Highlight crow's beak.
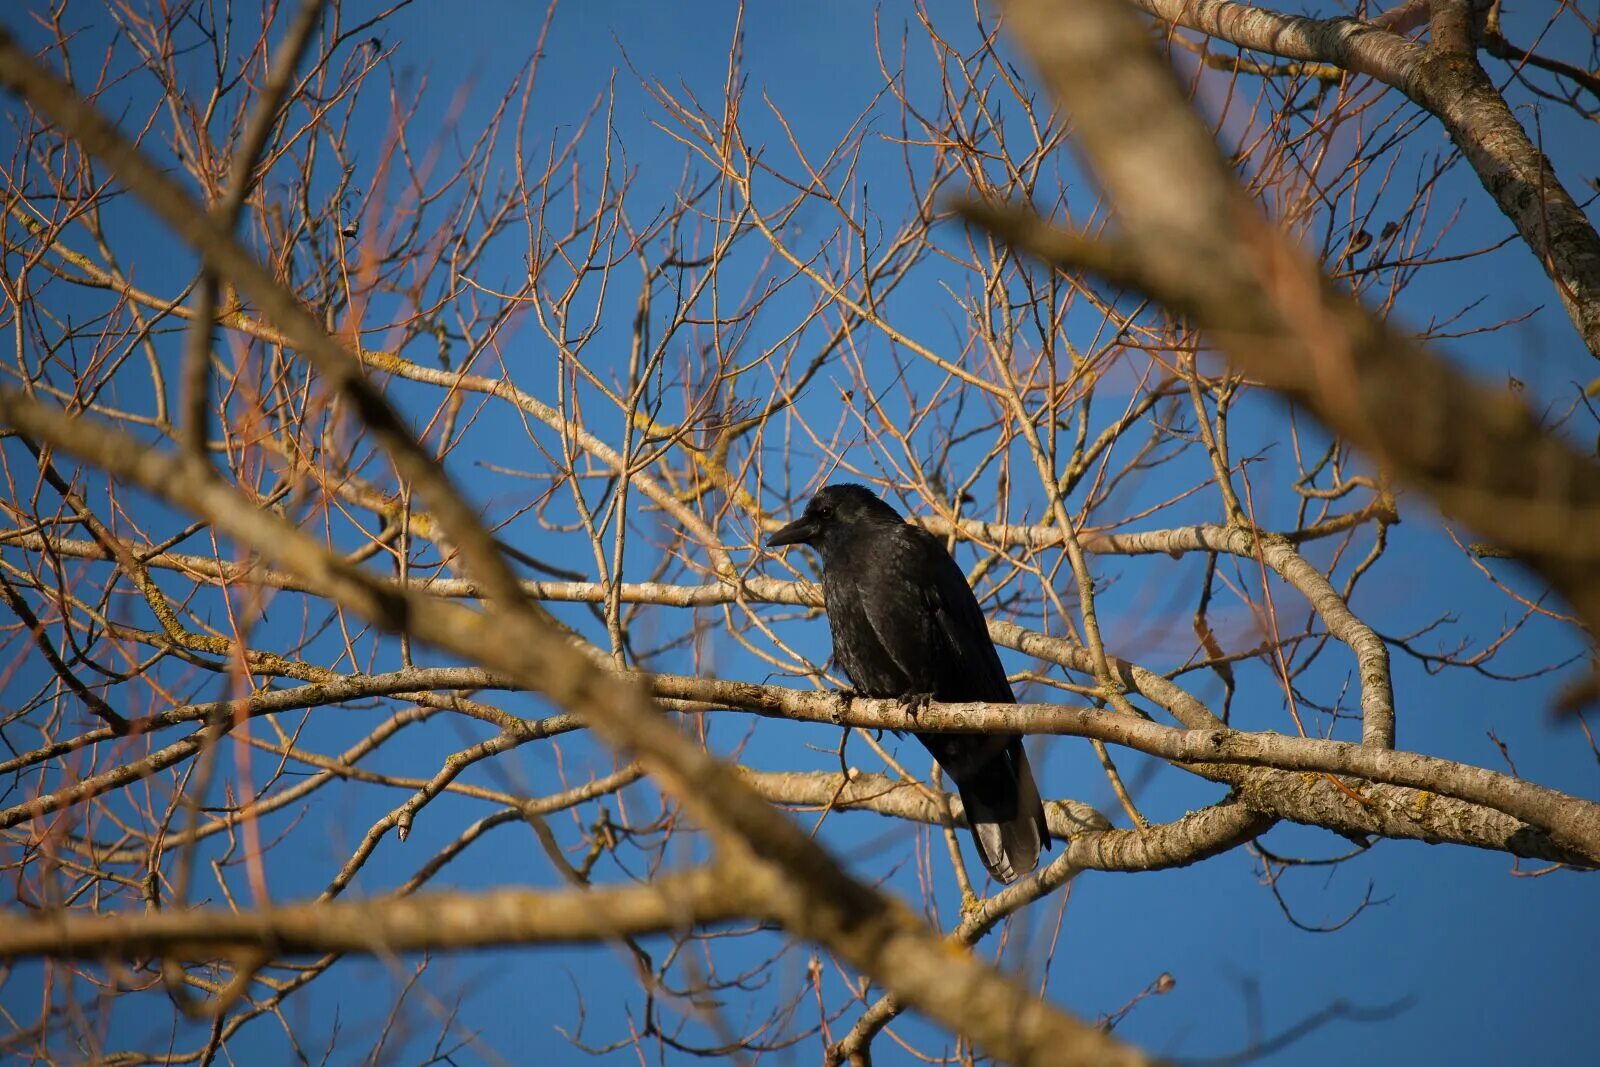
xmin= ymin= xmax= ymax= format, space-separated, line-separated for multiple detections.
xmin=767 ymin=517 xmax=815 ymax=548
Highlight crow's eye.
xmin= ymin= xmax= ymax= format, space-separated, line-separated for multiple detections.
xmin=815 ymin=504 xmax=832 ymax=519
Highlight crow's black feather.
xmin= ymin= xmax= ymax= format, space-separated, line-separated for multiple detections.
xmin=769 ymin=483 xmax=1049 ymax=883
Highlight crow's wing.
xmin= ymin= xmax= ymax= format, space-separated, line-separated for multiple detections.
xmin=902 ymin=527 xmax=1046 ymax=881
xmin=908 ymin=526 xmax=1016 ymax=704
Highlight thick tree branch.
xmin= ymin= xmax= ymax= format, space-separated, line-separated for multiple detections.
xmin=981 ymin=1 xmax=1600 ymax=646
xmin=747 ymin=771 xmax=1270 ymax=871
xmin=650 ymin=677 xmax=1600 ymax=866
xmin=1122 ymin=0 xmax=1600 ymax=360
xmin=0 ymin=870 xmax=749 ymax=959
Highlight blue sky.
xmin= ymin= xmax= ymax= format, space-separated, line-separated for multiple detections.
xmin=2 ymin=1 xmax=1598 ymax=1064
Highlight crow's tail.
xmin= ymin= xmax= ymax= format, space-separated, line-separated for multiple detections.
xmin=954 ymin=738 xmax=1049 ymax=884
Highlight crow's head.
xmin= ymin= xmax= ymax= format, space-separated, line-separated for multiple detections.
xmin=767 ymin=483 xmax=905 ymax=554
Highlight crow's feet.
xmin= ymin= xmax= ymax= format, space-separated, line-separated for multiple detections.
xmin=830 ymin=687 xmax=858 ymax=725
xmin=899 ymin=691 xmax=934 ymax=724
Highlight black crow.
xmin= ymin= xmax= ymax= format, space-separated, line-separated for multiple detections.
xmin=768 ymin=483 xmax=1049 ymax=883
